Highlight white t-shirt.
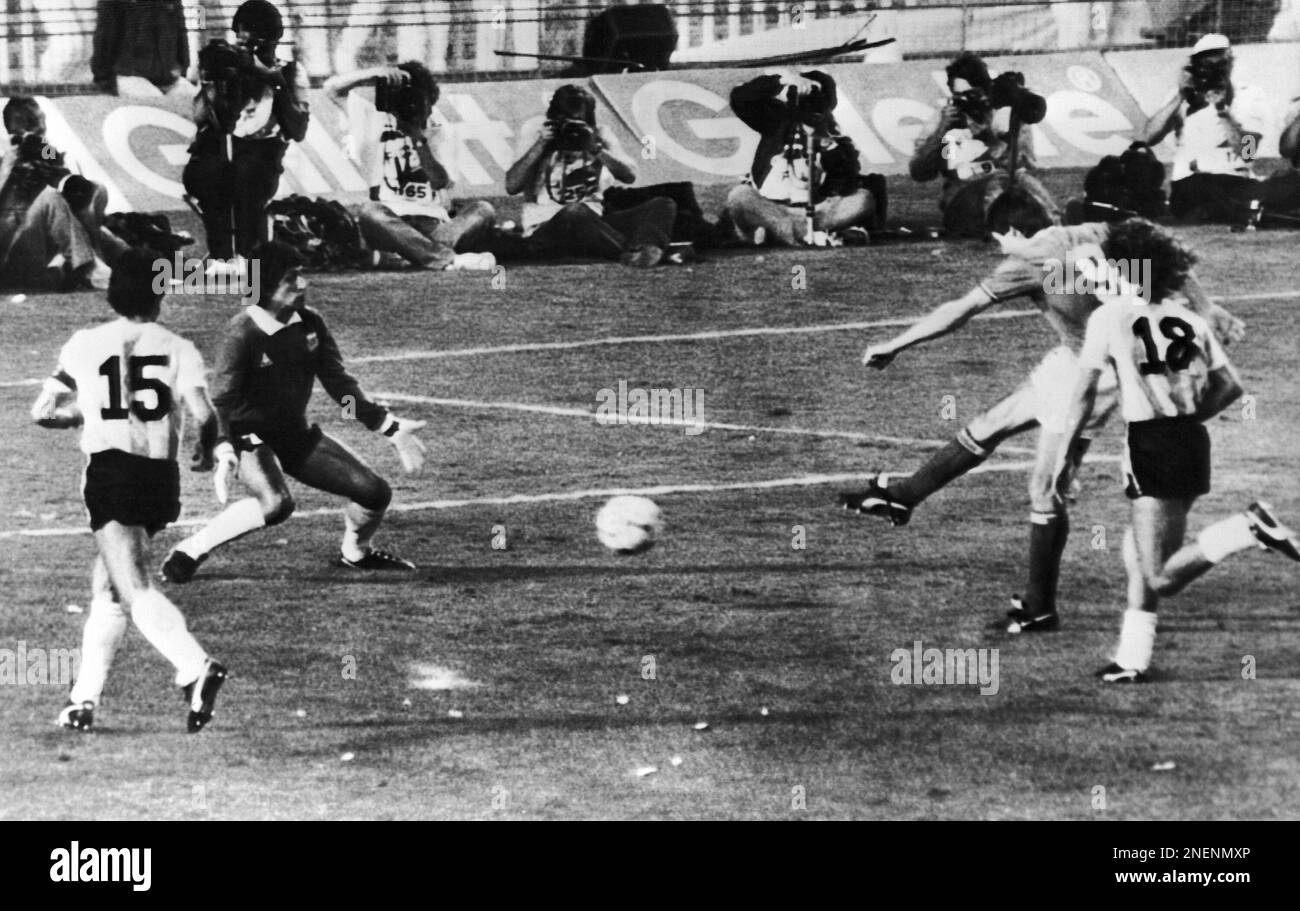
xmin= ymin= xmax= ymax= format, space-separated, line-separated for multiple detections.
xmin=516 ymin=123 xmax=619 ymax=235
xmin=1078 ymin=296 xmax=1228 ymax=423
xmin=1170 ymin=84 xmax=1272 ymax=181
xmin=54 ymin=318 xmax=207 ymax=459
xmin=346 ymin=90 xmax=450 ymax=220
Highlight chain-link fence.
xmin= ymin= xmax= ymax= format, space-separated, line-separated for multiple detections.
xmin=0 ymin=0 xmax=1294 ymax=90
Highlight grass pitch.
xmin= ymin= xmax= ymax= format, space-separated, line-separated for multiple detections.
xmin=1 ymin=175 xmax=1298 ymax=820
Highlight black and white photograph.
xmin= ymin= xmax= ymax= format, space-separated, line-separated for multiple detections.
xmin=0 ymin=0 xmax=1296 ymax=855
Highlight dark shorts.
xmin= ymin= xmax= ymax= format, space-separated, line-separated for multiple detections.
xmin=1123 ymin=416 xmax=1211 ymax=501
xmin=83 ymin=450 xmax=180 ymax=536
xmin=231 ymin=422 xmax=323 ymax=476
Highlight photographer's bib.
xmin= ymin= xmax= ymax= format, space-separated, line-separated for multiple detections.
xmin=348 ymin=93 xmax=450 ymax=220
xmin=1171 ymin=86 xmax=1271 ymax=182
xmin=518 ymin=125 xmax=615 ymax=235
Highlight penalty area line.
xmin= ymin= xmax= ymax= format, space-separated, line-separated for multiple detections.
xmin=0 ymin=455 xmax=1118 ymax=541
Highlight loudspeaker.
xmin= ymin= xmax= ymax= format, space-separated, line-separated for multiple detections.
xmin=581 ymin=5 xmax=678 ymax=75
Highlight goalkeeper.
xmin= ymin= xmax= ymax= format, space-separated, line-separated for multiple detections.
xmin=161 ymin=242 xmax=427 ymax=582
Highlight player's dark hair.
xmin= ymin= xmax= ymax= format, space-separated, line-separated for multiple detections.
xmin=2 ymin=96 xmax=40 ymax=133
xmin=250 ymin=240 xmax=306 ymax=298
xmin=986 ymin=187 xmax=1054 ymax=238
xmin=1103 ymin=218 xmax=1197 ymax=303
xmin=398 ymin=60 xmax=439 ymax=107
xmin=232 ymin=0 xmax=284 ymax=43
xmin=108 ymin=247 xmax=165 ymax=319
xmin=946 ymin=51 xmax=992 ymax=92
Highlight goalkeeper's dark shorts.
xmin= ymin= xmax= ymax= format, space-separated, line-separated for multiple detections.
xmin=231 ymin=422 xmax=323 ymax=477
xmin=83 ymin=450 xmax=180 ymax=536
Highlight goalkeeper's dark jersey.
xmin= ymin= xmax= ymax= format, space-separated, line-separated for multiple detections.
xmin=211 ymin=304 xmax=388 ymax=440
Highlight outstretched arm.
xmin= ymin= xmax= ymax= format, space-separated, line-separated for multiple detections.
xmin=862 ymin=285 xmax=997 ymax=368
xmin=1181 ymin=271 xmax=1245 ymax=346
xmin=30 ymin=375 xmax=81 ymax=429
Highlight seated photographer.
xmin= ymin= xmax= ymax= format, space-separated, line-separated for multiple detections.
xmin=505 ymin=85 xmax=676 ymax=268
xmin=0 ymin=98 xmax=123 ymax=290
xmin=182 ymin=0 xmax=309 ymax=274
xmin=910 ymin=52 xmax=1059 ymax=238
xmin=723 ymin=70 xmax=885 ymax=246
xmin=1139 ymin=34 xmax=1299 ymax=224
xmin=325 ymin=61 xmax=496 ymax=271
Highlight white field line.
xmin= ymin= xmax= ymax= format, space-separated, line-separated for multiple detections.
xmin=374 ymin=391 xmax=1041 ymax=456
xmin=0 ymin=455 xmax=1119 ymax=541
xmin=345 ymin=289 xmax=1296 ymax=366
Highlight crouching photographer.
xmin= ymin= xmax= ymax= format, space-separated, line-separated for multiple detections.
xmin=505 ymin=85 xmax=676 ymax=267
xmin=183 ymin=0 xmax=309 ymax=273
xmin=723 ymin=70 xmax=886 ymax=246
xmin=911 ymin=52 xmax=1059 ymax=237
xmin=325 ymin=61 xmax=496 ymax=270
xmin=0 ymin=97 xmax=125 ymax=290
xmin=1140 ymin=34 xmax=1300 ymax=225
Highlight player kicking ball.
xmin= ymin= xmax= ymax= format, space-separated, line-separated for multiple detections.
xmin=161 ymin=241 xmax=427 ymax=583
xmin=838 ymin=203 xmax=1245 ymax=634
xmin=32 ymin=248 xmax=228 ymax=732
xmin=1051 ymin=219 xmax=1299 ymax=683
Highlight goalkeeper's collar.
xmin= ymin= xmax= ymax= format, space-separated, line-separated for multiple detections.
xmin=246 ymin=303 xmax=303 ymax=335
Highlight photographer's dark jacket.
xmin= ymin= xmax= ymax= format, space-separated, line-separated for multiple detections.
xmin=193 ymin=53 xmax=310 ymax=145
xmin=910 ymin=106 xmax=1037 ymax=204
xmin=730 ymin=74 xmax=862 ymax=205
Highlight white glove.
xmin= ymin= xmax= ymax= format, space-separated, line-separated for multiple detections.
xmin=383 ymin=416 xmax=428 ymax=476
xmin=213 ymin=442 xmax=239 ymax=505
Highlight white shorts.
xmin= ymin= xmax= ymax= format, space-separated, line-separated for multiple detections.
xmin=1030 ymin=345 xmax=1118 ymax=436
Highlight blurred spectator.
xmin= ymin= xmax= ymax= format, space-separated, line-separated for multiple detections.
xmin=92 ymin=0 xmax=195 ymax=99
xmin=1269 ymin=0 xmax=1300 ymax=40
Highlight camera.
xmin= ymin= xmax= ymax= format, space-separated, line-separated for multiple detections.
xmin=547 ymin=118 xmax=594 ymax=153
xmin=989 ymin=71 xmax=1047 ymax=125
xmin=375 ymin=77 xmax=428 ymax=126
xmin=1182 ymin=52 xmax=1233 ymax=109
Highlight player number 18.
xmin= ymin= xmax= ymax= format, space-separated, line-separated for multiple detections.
xmin=1132 ymin=316 xmax=1195 ymax=375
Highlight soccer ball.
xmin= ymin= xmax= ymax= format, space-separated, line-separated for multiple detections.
xmin=595 ymin=496 xmax=662 ymax=554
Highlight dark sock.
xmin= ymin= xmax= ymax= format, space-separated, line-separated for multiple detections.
xmin=1024 ymin=511 xmax=1067 ymax=614
xmin=889 ymin=438 xmax=985 ymax=506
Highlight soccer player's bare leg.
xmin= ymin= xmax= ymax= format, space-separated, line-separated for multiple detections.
xmin=289 ymin=433 xmax=398 ymax=566
xmin=95 ymin=522 xmax=209 ymax=688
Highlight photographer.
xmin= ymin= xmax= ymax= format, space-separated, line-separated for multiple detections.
xmin=723 ymin=70 xmax=885 ymax=246
xmin=1139 ymin=34 xmax=1298 ymax=223
xmin=182 ymin=0 xmax=309 ymax=274
xmin=325 ymin=61 xmax=496 ymax=270
xmin=0 ymin=98 xmax=122 ymax=290
xmin=504 ymin=85 xmax=676 ymax=267
xmin=910 ymin=52 xmax=1059 ymax=237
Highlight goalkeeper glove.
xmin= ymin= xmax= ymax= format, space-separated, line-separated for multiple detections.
xmin=381 ymin=415 xmax=428 ymax=476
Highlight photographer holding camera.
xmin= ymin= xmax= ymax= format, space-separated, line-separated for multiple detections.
xmin=505 ymin=85 xmax=676 ymax=267
xmin=1139 ymin=34 xmax=1298 ymax=224
xmin=0 ymin=97 xmax=124 ymax=290
xmin=183 ymin=0 xmax=309 ymax=275
xmin=325 ymin=61 xmax=496 ymax=270
xmin=911 ymin=52 xmax=1059 ymax=237
xmin=723 ymin=70 xmax=885 ymax=246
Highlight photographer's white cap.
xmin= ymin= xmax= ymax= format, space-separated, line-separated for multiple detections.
xmin=1191 ymin=33 xmax=1230 ymax=56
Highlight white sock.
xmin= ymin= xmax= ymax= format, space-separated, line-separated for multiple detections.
xmin=342 ymin=503 xmax=384 ymax=562
xmin=68 ymin=598 xmax=128 ymax=705
xmin=1114 ymin=609 xmax=1158 ymax=672
xmin=129 ymin=588 xmax=208 ymax=687
xmin=1196 ymin=513 xmax=1255 ymax=564
xmin=179 ymin=497 xmax=265 ymax=559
